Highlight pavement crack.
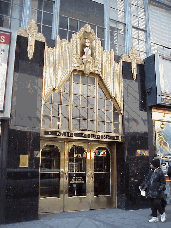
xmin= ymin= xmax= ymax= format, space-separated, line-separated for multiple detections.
xmin=75 ymin=217 xmax=86 ymax=228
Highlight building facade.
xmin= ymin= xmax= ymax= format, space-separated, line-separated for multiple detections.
xmin=0 ymin=0 xmax=171 ymax=224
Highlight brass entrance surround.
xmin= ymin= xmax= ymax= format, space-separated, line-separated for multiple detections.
xmin=15 ymin=20 xmax=144 ymax=214
xmin=38 ymin=23 xmax=120 ymax=213
xmin=39 ymin=140 xmax=116 ymax=213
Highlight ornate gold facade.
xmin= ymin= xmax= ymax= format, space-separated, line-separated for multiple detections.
xmin=43 ymin=24 xmax=123 ymax=113
xmin=17 ymin=21 xmax=144 ymax=114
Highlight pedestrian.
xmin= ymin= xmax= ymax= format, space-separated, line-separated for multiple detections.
xmin=140 ymin=159 xmax=166 ymax=223
xmin=167 ymin=162 xmax=171 ymax=179
xmin=167 ymin=162 xmax=171 ymax=204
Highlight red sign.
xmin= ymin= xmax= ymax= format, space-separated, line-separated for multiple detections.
xmin=0 ymin=32 xmax=10 ymax=45
xmin=0 ymin=31 xmax=10 ymax=111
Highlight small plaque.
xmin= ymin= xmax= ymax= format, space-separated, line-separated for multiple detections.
xmin=20 ymin=155 xmax=29 ymax=167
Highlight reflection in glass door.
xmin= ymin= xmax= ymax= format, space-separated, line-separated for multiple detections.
xmin=40 ymin=145 xmax=60 ymax=198
xmin=64 ymin=143 xmax=91 ymax=211
xmin=68 ymin=145 xmax=87 ymax=197
xmin=39 ymin=143 xmax=115 ymax=212
xmin=94 ymin=147 xmax=110 ymax=196
xmin=39 ymin=144 xmax=63 ymax=213
xmin=90 ymin=146 xmax=113 ymax=210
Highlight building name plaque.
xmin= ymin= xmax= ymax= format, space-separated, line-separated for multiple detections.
xmin=44 ymin=130 xmax=120 ymax=141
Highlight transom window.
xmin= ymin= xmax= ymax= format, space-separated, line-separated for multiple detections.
xmin=42 ymin=73 xmax=120 ymax=134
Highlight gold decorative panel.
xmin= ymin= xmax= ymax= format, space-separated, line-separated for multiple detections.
xmin=17 ymin=20 xmax=46 ymax=60
xmin=122 ymin=47 xmax=144 ymax=80
xmin=42 ymin=24 xmax=123 ymax=113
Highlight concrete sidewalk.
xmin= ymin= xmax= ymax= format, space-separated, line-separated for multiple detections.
xmin=1 ymin=206 xmax=171 ymax=228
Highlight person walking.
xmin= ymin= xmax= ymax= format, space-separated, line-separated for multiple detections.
xmin=140 ymin=159 xmax=166 ymax=223
xmin=167 ymin=162 xmax=171 ymax=204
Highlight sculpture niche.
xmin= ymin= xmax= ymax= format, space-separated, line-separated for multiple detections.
xmin=82 ymin=38 xmax=93 ymax=75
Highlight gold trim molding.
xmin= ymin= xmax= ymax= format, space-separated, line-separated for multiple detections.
xmin=17 ymin=20 xmax=46 ymax=60
xmin=121 ymin=47 xmax=144 ymax=80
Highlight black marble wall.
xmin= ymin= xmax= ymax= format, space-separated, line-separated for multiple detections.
xmin=117 ymin=62 xmax=150 ymax=210
xmin=4 ymin=36 xmax=44 ymax=224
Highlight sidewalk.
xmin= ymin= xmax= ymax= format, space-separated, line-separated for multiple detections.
xmin=1 ymin=205 xmax=171 ymax=228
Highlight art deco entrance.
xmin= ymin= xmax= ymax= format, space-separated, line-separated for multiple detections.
xmin=39 ymin=141 xmax=116 ymax=213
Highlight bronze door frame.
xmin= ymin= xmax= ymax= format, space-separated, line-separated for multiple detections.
xmin=39 ymin=140 xmax=116 ymax=213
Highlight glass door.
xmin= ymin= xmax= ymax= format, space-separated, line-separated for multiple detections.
xmin=64 ymin=142 xmax=91 ymax=211
xmin=39 ymin=142 xmax=115 ymax=213
xmin=90 ymin=144 xmax=114 ymax=209
xmin=39 ymin=143 xmax=64 ymax=213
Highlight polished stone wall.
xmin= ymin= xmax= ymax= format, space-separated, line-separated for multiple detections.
xmin=116 ymin=62 xmax=150 ymax=210
xmin=5 ymin=35 xmax=44 ymax=223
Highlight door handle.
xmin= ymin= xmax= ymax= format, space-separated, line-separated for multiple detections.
xmin=65 ymin=172 xmax=68 ymax=180
xmin=88 ymin=171 xmax=94 ymax=181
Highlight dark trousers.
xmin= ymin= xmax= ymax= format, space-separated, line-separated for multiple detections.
xmin=150 ymin=198 xmax=164 ymax=217
xmin=161 ymin=197 xmax=167 ymax=212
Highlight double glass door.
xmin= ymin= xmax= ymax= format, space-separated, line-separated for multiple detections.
xmin=39 ymin=141 xmax=115 ymax=213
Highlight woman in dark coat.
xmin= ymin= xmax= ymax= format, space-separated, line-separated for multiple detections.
xmin=140 ymin=159 xmax=166 ymax=223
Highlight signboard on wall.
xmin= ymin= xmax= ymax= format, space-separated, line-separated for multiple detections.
xmin=156 ymin=54 xmax=171 ymax=105
xmin=44 ymin=130 xmax=121 ymax=141
xmin=0 ymin=31 xmax=10 ymax=112
xmin=0 ymin=29 xmax=17 ymax=119
xmin=155 ymin=120 xmax=171 ymax=158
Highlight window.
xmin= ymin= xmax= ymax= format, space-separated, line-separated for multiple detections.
xmin=35 ymin=0 xmax=54 ymax=46
xmin=42 ymin=73 xmax=120 ymax=134
xmin=109 ymin=0 xmax=125 ymax=23
xmin=42 ymin=80 xmax=69 ymax=131
xmin=59 ymin=15 xmax=105 ymax=47
xmin=110 ymin=20 xmax=125 ymax=56
xmin=149 ymin=3 xmax=171 ymax=56
xmin=109 ymin=0 xmax=125 ymax=55
xmin=131 ymin=0 xmax=147 ymax=59
xmin=0 ymin=0 xmax=23 ymax=30
xmin=72 ymin=74 xmax=96 ymax=131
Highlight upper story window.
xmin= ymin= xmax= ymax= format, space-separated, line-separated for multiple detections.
xmin=131 ymin=0 xmax=146 ymax=59
xmin=59 ymin=15 xmax=105 ymax=48
xmin=32 ymin=0 xmax=55 ymax=46
xmin=0 ymin=0 xmax=23 ymax=30
xmin=149 ymin=1 xmax=171 ymax=56
xmin=109 ymin=0 xmax=125 ymax=56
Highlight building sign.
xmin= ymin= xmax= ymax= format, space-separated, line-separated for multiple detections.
xmin=0 ymin=31 xmax=10 ymax=111
xmin=156 ymin=54 xmax=171 ymax=105
xmin=44 ymin=130 xmax=120 ymax=141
